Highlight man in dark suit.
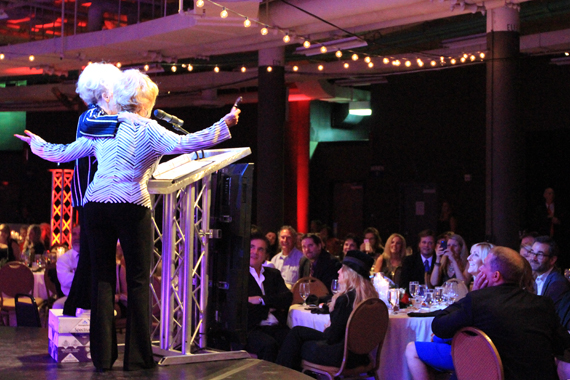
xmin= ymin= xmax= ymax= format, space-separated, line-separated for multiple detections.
xmin=246 ymin=234 xmax=292 ymax=362
xmin=529 ymin=236 xmax=570 ymax=310
xmin=407 ymin=246 xmax=570 ymax=380
xmin=299 ymin=233 xmax=341 ymax=293
xmin=400 ymin=229 xmax=435 ymax=291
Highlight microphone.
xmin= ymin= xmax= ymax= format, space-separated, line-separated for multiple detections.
xmin=154 ymin=109 xmax=184 ymax=127
xmin=233 ymin=96 xmax=243 ymax=110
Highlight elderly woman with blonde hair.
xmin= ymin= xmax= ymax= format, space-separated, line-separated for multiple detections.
xmin=16 ymin=69 xmax=240 ymax=371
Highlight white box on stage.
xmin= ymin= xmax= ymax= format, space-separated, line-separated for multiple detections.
xmin=48 ymin=309 xmax=90 ymax=333
xmin=48 ymin=339 xmax=91 ymax=363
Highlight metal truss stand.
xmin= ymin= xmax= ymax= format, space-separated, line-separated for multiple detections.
xmin=49 ymin=168 xmax=74 ymax=247
xmin=147 ymin=148 xmax=251 ymax=366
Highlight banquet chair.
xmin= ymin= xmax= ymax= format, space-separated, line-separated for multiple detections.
xmin=0 ymin=261 xmax=35 ymax=325
xmin=301 ymin=298 xmax=389 ymax=380
xmin=15 ymin=293 xmax=41 ymax=327
xmin=291 ymin=277 xmax=330 ymax=304
xmin=451 ymin=327 xmax=504 ymax=380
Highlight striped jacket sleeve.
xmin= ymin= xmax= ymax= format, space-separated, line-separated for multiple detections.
xmin=30 ymin=135 xmax=95 ymax=163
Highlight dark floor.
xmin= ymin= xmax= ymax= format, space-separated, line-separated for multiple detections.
xmin=0 ymin=327 xmax=312 ymax=380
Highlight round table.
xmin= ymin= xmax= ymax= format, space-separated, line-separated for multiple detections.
xmin=287 ymin=303 xmax=434 ymax=380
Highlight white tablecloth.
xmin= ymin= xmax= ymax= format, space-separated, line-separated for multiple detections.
xmin=287 ymin=304 xmax=434 ymax=380
xmin=33 ymin=270 xmax=48 ymax=300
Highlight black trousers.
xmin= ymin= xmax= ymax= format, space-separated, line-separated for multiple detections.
xmin=84 ymin=202 xmax=155 ymax=371
xmin=246 ymin=325 xmax=290 ymax=362
xmin=63 ymin=206 xmax=91 ymax=316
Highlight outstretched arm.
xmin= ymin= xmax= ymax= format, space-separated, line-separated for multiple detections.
xmin=15 ymin=130 xmax=94 ymax=163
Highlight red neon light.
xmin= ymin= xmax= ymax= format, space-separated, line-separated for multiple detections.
xmin=7 ymin=17 xmax=32 ymax=24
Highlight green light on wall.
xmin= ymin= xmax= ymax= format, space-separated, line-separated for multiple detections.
xmin=0 ymin=112 xmax=26 ymax=151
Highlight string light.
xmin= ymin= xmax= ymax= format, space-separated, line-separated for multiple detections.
xmin=292 ymin=65 xmax=299 ymax=72
xmin=0 ymin=53 xmax=4 ymax=60
xmin=460 ymin=57 xmax=466 ymax=63
xmin=115 ymin=62 xmax=121 ymax=68
xmin=463 ymin=53 xmax=468 ymax=59
xmin=383 ymin=57 xmax=390 ymax=64
xmin=241 ymin=66 xmax=246 ymax=72
xmin=450 ymin=58 xmax=457 ymax=64
xmin=283 ymin=34 xmax=290 ymax=43
xmin=417 ymin=59 xmax=424 ymax=67
xmin=303 ymin=40 xmax=311 ymax=48
xmin=335 ymin=50 xmax=342 ymax=58
xmin=566 ymin=52 xmax=569 ymax=56
xmin=431 ymin=60 xmax=437 ymax=66
xmin=29 ymin=55 xmax=35 ymax=62
xmin=352 ymin=54 xmax=358 ymax=61
xmin=368 ymin=62 xmax=374 ymax=68
xmin=470 ymin=55 xmax=476 ymax=61
xmin=320 ymin=46 xmax=327 ymax=54
xmin=479 ymin=52 xmax=485 ymax=59
xmin=214 ymin=66 xmax=220 ymax=73
xmin=220 ymin=7 xmax=228 ymax=18
xmin=188 ymin=64 xmax=193 ymax=71
xmin=364 ymin=56 xmax=371 ymax=63
xmin=244 ymin=18 xmax=251 ymax=28
xmin=405 ymin=60 xmax=411 ymax=67
xmin=317 ymin=64 xmax=324 ymax=71
xmin=143 ymin=64 xmax=149 ymax=71
xmin=171 ymin=65 xmax=177 ymax=72
xmin=267 ymin=66 xmax=273 ymax=72
xmin=343 ymin=62 xmax=349 ymax=69
xmin=440 ymin=56 xmax=445 ymax=62
xmin=261 ymin=27 xmax=268 ymax=36
xmin=196 ymin=0 xmax=204 ymax=7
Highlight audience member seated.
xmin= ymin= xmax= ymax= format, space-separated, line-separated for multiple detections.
xmin=40 ymin=222 xmax=51 ymax=253
xmin=246 ymin=233 xmax=293 ymax=362
xmin=265 ymin=231 xmax=278 ymax=260
xmin=270 ymin=226 xmax=304 ymax=288
xmin=528 ymin=236 xmax=570 ymax=311
xmin=53 ymin=225 xmax=81 ymax=309
xmin=373 ymin=233 xmax=407 ymax=286
xmin=22 ymin=224 xmax=46 ymax=265
xmin=519 ymin=230 xmax=537 ymax=260
xmin=400 ymin=229 xmax=436 ymax=291
xmin=359 ymin=227 xmax=384 ymax=261
xmin=430 ymin=233 xmax=468 ymax=287
xmin=276 ymin=250 xmax=378 ymax=371
xmin=18 ymin=225 xmax=28 ymax=252
xmin=0 ymin=224 xmax=20 ymax=263
xmin=341 ymin=233 xmax=361 ymax=261
xmin=319 ymin=225 xmax=341 ymax=258
xmin=465 ymin=242 xmax=495 ymax=288
xmin=406 ymin=246 xmax=570 ymax=380
xmin=299 ymin=233 xmax=341 ymax=293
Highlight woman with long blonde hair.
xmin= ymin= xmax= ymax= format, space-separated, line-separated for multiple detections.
xmin=374 ymin=233 xmax=407 ymax=286
xmin=277 ymin=250 xmax=378 ymax=370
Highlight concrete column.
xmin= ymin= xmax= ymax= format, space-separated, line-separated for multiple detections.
xmin=257 ymin=47 xmax=286 ymax=232
xmin=485 ymin=6 xmax=522 ymax=247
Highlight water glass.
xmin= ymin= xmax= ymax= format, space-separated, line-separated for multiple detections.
xmin=425 ymin=289 xmax=435 ymax=311
xmin=331 ymin=279 xmax=340 ymax=295
xmin=415 ymin=284 xmax=427 ymax=310
xmin=388 ymin=288 xmax=400 ymax=314
xmin=409 ymin=281 xmax=419 ymax=298
xmin=443 ymin=282 xmax=458 ymax=304
xmin=434 ymin=287 xmax=444 ymax=305
xmin=300 ymin=282 xmax=310 ymax=306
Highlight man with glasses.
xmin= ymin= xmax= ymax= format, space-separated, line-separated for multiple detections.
xmin=530 ymin=236 xmax=570 ymax=311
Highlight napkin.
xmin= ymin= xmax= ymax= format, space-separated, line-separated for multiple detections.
xmin=407 ymin=310 xmax=442 ymax=318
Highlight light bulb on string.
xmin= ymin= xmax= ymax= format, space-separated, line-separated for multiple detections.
xmin=450 ymin=58 xmax=456 ymax=64
xmin=241 ymin=66 xmax=246 ymax=73
xmin=343 ymin=62 xmax=349 ymax=69
xmin=463 ymin=53 xmax=468 ymax=59
xmin=368 ymin=62 xmax=374 ymax=68
xmin=392 ymin=60 xmax=401 ymax=66
xmin=220 ymin=7 xmax=228 ymax=18
xmin=292 ymin=65 xmax=299 ymax=72
xmin=143 ymin=64 xmax=149 ymax=71
xmin=29 ymin=55 xmax=35 ymax=62
xmin=181 ymin=64 xmax=186 ymax=68
xmin=0 ymin=53 xmax=4 ymax=60
xmin=440 ymin=56 xmax=445 ymax=62
xmin=364 ymin=56 xmax=371 ymax=63
xmin=261 ymin=27 xmax=269 ymax=36
xmin=214 ymin=66 xmax=220 ymax=73
xmin=267 ymin=66 xmax=273 ymax=72
xmin=566 ymin=52 xmax=569 ymax=56
xmin=317 ymin=64 xmax=324 ymax=71
xmin=470 ymin=55 xmax=476 ymax=61
xmin=303 ymin=40 xmax=311 ymax=48
xmin=383 ymin=57 xmax=389 ymax=64
xmin=320 ymin=46 xmax=327 ymax=54
xmin=431 ymin=60 xmax=437 ymax=66
xmin=115 ymin=62 xmax=121 ymax=68
xmin=417 ymin=59 xmax=424 ymax=67
xmin=335 ymin=50 xmax=342 ymax=58
xmin=196 ymin=0 xmax=204 ymax=7
xmin=479 ymin=52 xmax=485 ymax=59
xmin=188 ymin=64 xmax=193 ymax=71
xmin=283 ymin=34 xmax=290 ymax=43
xmin=405 ymin=60 xmax=411 ymax=67
xmin=244 ymin=18 xmax=251 ymax=28
xmin=460 ymin=57 xmax=466 ymax=63
xmin=351 ymin=54 xmax=358 ymax=61
xmin=171 ymin=65 xmax=177 ymax=72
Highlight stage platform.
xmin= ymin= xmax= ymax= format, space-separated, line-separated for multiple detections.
xmin=0 ymin=327 xmax=312 ymax=380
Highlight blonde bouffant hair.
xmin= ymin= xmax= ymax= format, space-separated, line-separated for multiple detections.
xmin=113 ymin=69 xmax=159 ymax=117
xmin=330 ymin=264 xmax=378 ymax=311
xmin=76 ymin=62 xmax=122 ymax=105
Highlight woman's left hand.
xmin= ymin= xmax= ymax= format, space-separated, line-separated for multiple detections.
xmin=14 ymin=129 xmax=36 ymax=144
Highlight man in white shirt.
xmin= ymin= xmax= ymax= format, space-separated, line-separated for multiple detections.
xmin=270 ymin=226 xmax=303 ymax=287
xmin=529 ymin=236 xmax=569 ymax=309
xmin=247 ymin=233 xmax=292 ymax=362
xmin=53 ymin=225 xmax=81 ymax=308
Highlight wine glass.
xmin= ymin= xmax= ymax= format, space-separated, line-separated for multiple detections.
xmin=409 ymin=281 xmax=419 ymax=298
xmin=434 ymin=286 xmax=444 ymax=306
xmin=388 ymin=289 xmax=400 ymax=314
xmin=300 ymin=282 xmax=310 ymax=306
xmin=425 ymin=289 xmax=435 ymax=311
xmin=415 ymin=284 xmax=427 ymax=310
xmin=443 ymin=282 xmax=458 ymax=304
xmin=331 ymin=279 xmax=340 ymax=295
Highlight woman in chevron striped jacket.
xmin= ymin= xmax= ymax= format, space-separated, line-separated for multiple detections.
xmin=16 ymin=69 xmax=240 ymax=372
